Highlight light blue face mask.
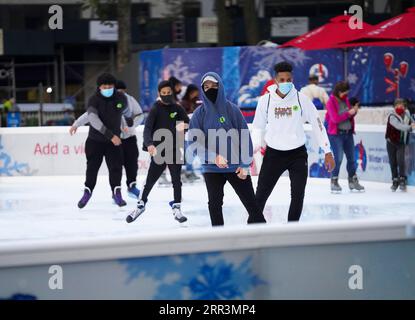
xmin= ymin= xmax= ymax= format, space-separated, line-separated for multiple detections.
xmin=278 ymin=82 xmax=293 ymax=95
xmin=100 ymin=88 xmax=114 ymax=98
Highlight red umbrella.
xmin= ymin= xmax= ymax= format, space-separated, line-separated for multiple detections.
xmin=280 ymin=15 xmax=374 ymax=50
xmin=345 ymin=7 xmax=415 ymax=43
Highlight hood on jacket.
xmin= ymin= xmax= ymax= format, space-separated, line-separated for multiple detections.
xmin=200 ymin=72 xmax=228 ymax=114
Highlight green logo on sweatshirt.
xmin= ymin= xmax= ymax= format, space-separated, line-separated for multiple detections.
xmin=116 ymin=103 xmax=123 ymax=109
xmin=219 ymin=116 xmax=226 ymax=123
xmin=170 ymin=112 xmax=177 ymax=119
xmin=293 ymin=105 xmax=299 ymax=112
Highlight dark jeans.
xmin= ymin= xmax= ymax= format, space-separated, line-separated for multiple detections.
xmin=141 ymin=159 xmax=182 ymax=203
xmin=122 ymin=135 xmax=139 ymax=187
xmin=328 ymin=131 xmax=356 ymax=178
xmin=256 ymin=145 xmax=308 ymax=222
xmin=386 ymin=140 xmax=406 ymax=179
xmin=203 ymin=172 xmax=266 ymax=226
xmin=85 ymin=138 xmax=123 ymax=192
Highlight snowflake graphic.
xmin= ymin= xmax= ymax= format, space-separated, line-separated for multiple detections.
xmin=0 ymin=293 xmax=37 ymax=300
xmin=163 ymin=56 xmax=198 ymax=84
xmin=119 ymin=252 xmax=265 ymax=300
xmin=242 ymin=47 xmax=310 ymax=71
xmin=0 ymin=136 xmax=35 ymax=176
xmin=347 ymin=73 xmax=358 ymax=85
xmin=350 ymin=47 xmax=369 ymax=67
xmin=410 ymin=79 xmax=415 ymax=93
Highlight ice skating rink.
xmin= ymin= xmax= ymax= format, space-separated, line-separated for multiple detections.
xmin=1 ymin=175 xmax=415 ymax=299
xmin=1 ymin=175 xmax=414 ymax=244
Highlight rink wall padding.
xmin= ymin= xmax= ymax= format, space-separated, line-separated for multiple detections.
xmin=0 ymin=219 xmax=414 ymax=299
xmin=1 ymin=125 xmax=415 ymax=185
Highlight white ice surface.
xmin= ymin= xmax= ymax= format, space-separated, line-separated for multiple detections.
xmin=1 ymin=175 xmax=415 ymax=245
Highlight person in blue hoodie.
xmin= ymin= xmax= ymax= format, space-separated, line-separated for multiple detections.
xmin=188 ymin=72 xmax=266 ymax=226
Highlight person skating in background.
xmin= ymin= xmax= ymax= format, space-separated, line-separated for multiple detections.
xmin=188 ymin=73 xmax=266 ymax=227
xmin=157 ymin=76 xmax=184 ymax=187
xmin=169 ymin=76 xmax=184 ymax=102
xmin=325 ymin=81 xmax=364 ymax=193
xmin=126 ymin=80 xmax=189 ymax=224
xmin=181 ymin=84 xmax=202 ymax=183
xmin=77 ymin=73 xmax=133 ymax=208
xmin=386 ymin=98 xmax=414 ymax=191
xmin=300 ymin=74 xmax=329 ymax=110
xmin=70 ymin=80 xmax=144 ymax=199
xmin=253 ymin=62 xmax=335 ymax=222
xmin=181 ymin=84 xmax=201 ymax=114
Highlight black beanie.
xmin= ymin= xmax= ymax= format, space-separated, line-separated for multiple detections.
xmin=169 ymin=76 xmax=182 ymax=87
xmin=96 ymin=73 xmax=116 ymax=87
xmin=158 ymin=80 xmax=172 ymax=92
xmin=115 ymin=80 xmax=127 ymax=90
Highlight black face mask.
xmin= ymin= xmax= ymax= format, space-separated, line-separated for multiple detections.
xmin=204 ymin=88 xmax=218 ymax=103
xmin=160 ymin=94 xmax=174 ymax=105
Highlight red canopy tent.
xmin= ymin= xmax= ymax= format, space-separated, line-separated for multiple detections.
xmin=280 ymin=15 xmax=414 ymax=50
xmin=280 ymin=15 xmax=374 ymax=50
xmin=342 ymin=7 xmax=415 ymax=44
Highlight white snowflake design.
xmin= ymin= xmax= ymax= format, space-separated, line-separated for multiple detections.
xmin=163 ymin=56 xmax=198 ymax=84
xmin=347 ymin=73 xmax=358 ymax=84
xmin=410 ymin=79 xmax=415 ymax=93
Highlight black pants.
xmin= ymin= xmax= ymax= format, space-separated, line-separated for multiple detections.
xmin=203 ymin=172 xmax=266 ymax=226
xmin=122 ymin=135 xmax=139 ymax=187
xmin=386 ymin=140 xmax=406 ymax=179
xmin=141 ymin=159 xmax=182 ymax=203
xmin=256 ymin=145 xmax=308 ymax=222
xmin=85 ymin=138 xmax=123 ymax=192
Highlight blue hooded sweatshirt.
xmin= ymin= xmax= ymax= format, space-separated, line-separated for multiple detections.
xmin=188 ymin=72 xmax=253 ymax=173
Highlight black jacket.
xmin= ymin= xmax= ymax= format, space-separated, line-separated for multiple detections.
xmin=86 ymin=90 xmax=131 ymax=143
xmin=143 ymin=101 xmax=189 ymax=151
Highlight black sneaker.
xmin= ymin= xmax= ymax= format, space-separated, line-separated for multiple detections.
xmin=399 ymin=176 xmax=407 ymax=191
xmin=391 ymin=178 xmax=399 ymax=192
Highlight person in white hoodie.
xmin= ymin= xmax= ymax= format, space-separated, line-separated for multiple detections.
xmin=252 ymin=62 xmax=335 ymax=222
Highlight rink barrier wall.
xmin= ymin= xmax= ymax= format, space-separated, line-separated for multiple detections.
xmin=0 ymin=218 xmax=414 ymax=299
xmin=1 ymin=123 xmax=414 ymax=185
xmin=0 ymin=218 xmax=413 ymax=268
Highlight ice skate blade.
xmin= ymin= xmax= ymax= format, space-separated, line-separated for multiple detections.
xmin=349 ymin=189 xmax=365 ymax=193
xmin=175 ymin=216 xmax=188 ymax=223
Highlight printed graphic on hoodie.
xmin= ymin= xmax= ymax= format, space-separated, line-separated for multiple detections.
xmin=275 ymin=106 xmax=293 ymax=119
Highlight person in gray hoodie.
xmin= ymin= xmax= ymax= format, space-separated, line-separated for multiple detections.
xmin=188 ymin=72 xmax=266 ymax=226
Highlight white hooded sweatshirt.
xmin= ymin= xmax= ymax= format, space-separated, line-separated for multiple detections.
xmin=252 ymin=84 xmax=331 ymax=154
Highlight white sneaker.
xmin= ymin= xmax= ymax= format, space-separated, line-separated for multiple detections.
xmin=126 ymin=200 xmax=145 ymax=223
xmin=172 ymin=203 xmax=187 ymax=223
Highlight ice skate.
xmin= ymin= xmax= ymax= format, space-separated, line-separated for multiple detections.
xmin=169 ymin=201 xmax=187 ymax=223
xmin=330 ymin=177 xmax=342 ymax=193
xmin=127 ymin=182 xmax=140 ymax=199
xmin=112 ymin=186 xmax=127 ymax=207
xmin=348 ymin=175 xmax=365 ymax=192
xmin=126 ymin=200 xmax=145 ymax=223
xmin=77 ymin=187 xmax=92 ymax=209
